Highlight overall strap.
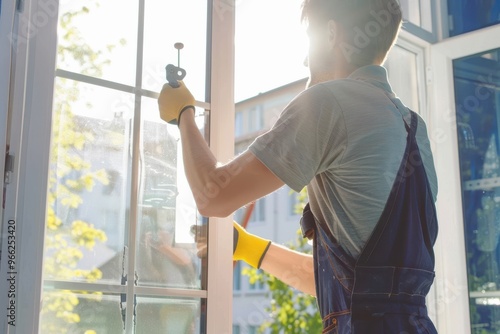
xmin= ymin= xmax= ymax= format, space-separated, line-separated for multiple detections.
xmin=300 ymin=203 xmax=316 ymax=240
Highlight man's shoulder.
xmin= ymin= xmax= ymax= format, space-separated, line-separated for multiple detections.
xmin=314 ymin=78 xmax=379 ymax=102
xmin=291 ymin=80 xmax=360 ymax=110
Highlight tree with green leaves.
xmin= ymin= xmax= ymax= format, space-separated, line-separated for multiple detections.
xmin=40 ymin=3 xmax=122 ymax=333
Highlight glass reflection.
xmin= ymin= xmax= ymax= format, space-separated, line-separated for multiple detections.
xmin=136 ymin=205 xmax=199 ymax=289
xmin=136 ymin=99 xmax=203 ymax=289
xmin=135 ymin=297 xmax=201 ymax=334
xmin=56 ymin=0 xmax=138 ymax=85
xmin=40 ymin=290 xmax=123 ymax=333
xmin=454 ymin=48 xmax=500 ymax=333
xmin=385 ymin=44 xmax=420 ymax=112
xmin=448 ymin=0 xmax=500 ymax=37
xmin=44 ymin=79 xmax=131 ymax=285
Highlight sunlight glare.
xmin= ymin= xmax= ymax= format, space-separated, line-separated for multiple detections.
xmin=235 ymin=0 xmax=309 ymax=101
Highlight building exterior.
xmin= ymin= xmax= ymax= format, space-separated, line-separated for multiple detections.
xmin=232 ymin=79 xmax=306 ymax=333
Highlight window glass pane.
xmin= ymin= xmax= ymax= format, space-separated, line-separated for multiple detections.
xmin=448 ymin=0 xmax=500 ymax=37
xmin=400 ymin=0 xmax=421 ymax=26
xmin=385 ymin=44 xmax=420 ymax=112
xmin=398 ymin=0 xmax=434 ymax=32
xmin=234 ymin=261 xmax=242 ymax=291
xmin=234 ymin=208 xmax=244 ymax=224
xmin=136 ymin=99 xmax=202 ymax=289
xmin=135 ymin=297 xmax=201 ymax=334
xmin=43 ymin=79 xmax=130 ymax=285
xmin=420 ymin=0 xmax=433 ymax=32
xmin=258 ymin=198 xmax=266 ymax=221
xmin=56 ymin=0 xmax=138 ymax=85
xmin=43 ymin=0 xmax=210 ymax=332
xmin=248 ymin=325 xmax=258 ymax=334
xmin=235 ymin=112 xmax=243 ymax=137
xmin=142 ymin=0 xmax=207 ymax=101
xmin=249 ymin=199 xmax=265 ymax=223
xmin=246 ymin=106 xmax=265 ymax=133
xmin=40 ymin=290 xmax=123 ymax=333
xmin=454 ymin=48 xmax=500 ymax=332
xmin=249 ymin=109 xmax=255 ymax=133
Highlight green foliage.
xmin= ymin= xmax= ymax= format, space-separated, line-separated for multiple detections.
xmin=42 ymin=95 xmax=108 ymax=333
xmin=243 ymin=188 xmax=323 ymax=333
xmin=292 ymin=187 xmax=308 ymax=215
xmin=58 ymin=3 xmax=108 ymax=78
xmin=41 ymin=3 xmax=121 ymax=333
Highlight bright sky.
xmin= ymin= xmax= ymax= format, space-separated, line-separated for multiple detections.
xmin=234 ymin=0 xmax=309 ymax=101
xmin=60 ymin=0 xmax=309 ymax=105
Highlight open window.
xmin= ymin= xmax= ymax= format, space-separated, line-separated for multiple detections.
xmin=430 ymin=23 xmax=500 ymax=334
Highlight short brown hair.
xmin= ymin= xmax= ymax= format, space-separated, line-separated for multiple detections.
xmin=301 ymin=0 xmax=402 ymax=66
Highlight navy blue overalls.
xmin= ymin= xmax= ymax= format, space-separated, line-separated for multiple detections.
xmin=300 ymin=109 xmax=438 ymax=333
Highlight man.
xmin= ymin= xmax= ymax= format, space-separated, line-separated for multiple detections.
xmin=158 ymin=0 xmax=438 ymax=333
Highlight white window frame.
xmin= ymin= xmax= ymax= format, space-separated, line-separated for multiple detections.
xmin=0 ymin=0 xmax=15 ymax=224
xmin=399 ymin=0 xmax=440 ymax=42
xmin=0 ymin=0 xmax=58 ymax=331
xmin=0 ymin=0 xmax=235 ymax=333
xmin=205 ymin=1 xmax=235 ymax=332
xmin=249 ymin=198 xmax=265 ymax=223
xmin=392 ymin=33 xmax=429 ymax=120
xmin=235 ymin=111 xmax=243 ymax=137
xmin=429 ymin=24 xmax=500 ymax=334
xmin=233 ymin=261 xmax=242 ymax=292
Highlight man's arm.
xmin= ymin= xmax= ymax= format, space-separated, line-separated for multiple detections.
xmin=260 ymin=243 xmax=316 ymax=296
xmin=179 ymin=108 xmax=284 ymax=217
xmin=231 ymin=221 xmax=316 ymax=296
xmin=195 ymin=228 xmax=316 ymax=295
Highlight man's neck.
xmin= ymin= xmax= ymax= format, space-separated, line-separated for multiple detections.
xmin=307 ymin=65 xmax=356 ymax=88
xmin=307 ymin=61 xmax=380 ymax=88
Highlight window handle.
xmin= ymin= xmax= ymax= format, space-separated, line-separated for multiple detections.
xmin=166 ymin=42 xmax=186 ymax=88
xmin=120 ymin=246 xmax=127 ymax=331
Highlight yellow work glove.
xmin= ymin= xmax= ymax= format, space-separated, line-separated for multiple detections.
xmin=157 ymin=80 xmax=195 ymax=125
xmin=233 ymin=221 xmax=271 ymax=269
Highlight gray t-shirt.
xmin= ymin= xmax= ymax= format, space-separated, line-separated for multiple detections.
xmin=248 ymin=65 xmax=438 ymax=259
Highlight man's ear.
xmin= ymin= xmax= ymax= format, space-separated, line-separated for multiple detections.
xmin=327 ymin=20 xmax=338 ymax=47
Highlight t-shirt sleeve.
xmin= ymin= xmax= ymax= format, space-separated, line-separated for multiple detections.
xmin=248 ymin=84 xmax=346 ymax=192
xmin=415 ymin=115 xmax=439 ymax=202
